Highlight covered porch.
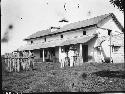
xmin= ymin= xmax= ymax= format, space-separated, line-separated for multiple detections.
xmin=18 ymin=35 xmax=97 ymax=67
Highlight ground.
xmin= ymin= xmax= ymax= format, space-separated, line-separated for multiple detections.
xmin=2 ymin=62 xmax=125 ymax=93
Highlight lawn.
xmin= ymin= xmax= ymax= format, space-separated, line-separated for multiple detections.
xmin=2 ymin=62 xmax=125 ymax=93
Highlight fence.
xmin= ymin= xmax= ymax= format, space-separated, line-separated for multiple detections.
xmin=3 ymin=51 xmax=35 ymax=72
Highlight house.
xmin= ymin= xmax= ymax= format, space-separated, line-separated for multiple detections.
xmin=18 ymin=13 xmax=124 ymax=67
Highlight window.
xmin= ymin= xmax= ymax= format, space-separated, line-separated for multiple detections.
xmin=31 ymin=40 xmax=33 ymax=44
xmin=44 ymin=37 xmax=46 ymax=42
xmin=83 ymin=31 xmax=86 ymax=35
xmin=61 ymin=35 xmax=63 ymax=38
xmin=108 ymin=30 xmax=112 ymax=35
xmin=113 ymin=46 xmax=120 ymax=52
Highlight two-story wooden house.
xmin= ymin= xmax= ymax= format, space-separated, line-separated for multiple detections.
xmin=18 ymin=13 xmax=124 ymax=67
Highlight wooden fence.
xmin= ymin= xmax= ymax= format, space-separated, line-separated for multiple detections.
xmin=3 ymin=51 xmax=35 ymax=72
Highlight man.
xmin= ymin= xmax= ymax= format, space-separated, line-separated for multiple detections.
xmin=68 ymin=49 xmax=74 ymax=67
xmin=21 ymin=51 xmax=26 ymax=70
xmin=60 ymin=50 xmax=66 ymax=68
xmin=61 ymin=52 xmax=66 ymax=68
xmin=29 ymin=51 xmax=35 ymax=69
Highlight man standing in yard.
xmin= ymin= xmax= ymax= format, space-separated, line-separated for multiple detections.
xmin=60 ymin=52 xmax=66 ymax=68
xmin=30 ymin=51 xmax=35 ymax=69
xmin=68 ymin=48 xmax=75 ymax=67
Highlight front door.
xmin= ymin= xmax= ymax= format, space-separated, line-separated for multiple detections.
xmin=82 ymin=45 xmax=88 ymax=62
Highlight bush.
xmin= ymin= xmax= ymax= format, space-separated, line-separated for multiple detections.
xmin=104 ymin=57 xmax=113 ymax=63
xmin=81 ymin=73 xmax=87 ymax=79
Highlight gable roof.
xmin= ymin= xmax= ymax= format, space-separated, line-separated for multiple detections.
xmin=24 ymin=13 xmax=124 ymax=40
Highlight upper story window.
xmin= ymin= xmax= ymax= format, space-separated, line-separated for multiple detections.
xmin=44 ymin=37 xmax=46 ymax=42
xmin=108 ymin=30 xmax=112 ymax=35
xmin=83 ymin=31 xmax=86 ymax=35
xmin=61 ymin=35 xmax=63 ymax=38
xmin=113 ymin=46 xmax=120 ymax=52
xmin=31 ymin=40 xmax=33 ymax=44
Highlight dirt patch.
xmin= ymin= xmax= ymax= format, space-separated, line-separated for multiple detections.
xmin=93 ymin=70 xmax=125 ymax=79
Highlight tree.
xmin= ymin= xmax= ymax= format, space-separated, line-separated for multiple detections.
xmin=110 ymin=0 xmax=124 ymax=12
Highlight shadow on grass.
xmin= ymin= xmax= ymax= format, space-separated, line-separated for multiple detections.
xmin=93 ymin=70 xmax=125 ymax=79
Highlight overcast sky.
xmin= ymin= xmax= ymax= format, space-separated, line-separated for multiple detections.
xmin=1 ymin=0 xmax=124 ymax=55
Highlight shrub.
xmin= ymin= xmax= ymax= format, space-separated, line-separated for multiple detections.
xmin=104 ymin=57 xmax=112 ymax=63
xmin=81 ymin=73 xmax=87 ymax=79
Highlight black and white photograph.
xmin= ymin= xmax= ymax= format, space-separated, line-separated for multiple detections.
xmin=1 ymin=0 xmax=124 ymax=93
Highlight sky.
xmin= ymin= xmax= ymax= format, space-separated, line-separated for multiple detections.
xmin=1 ymin=0 xmax=124 ymax=55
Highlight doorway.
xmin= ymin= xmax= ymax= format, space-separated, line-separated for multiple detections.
xmin=82 ymin=45 xmax=88 ymax=62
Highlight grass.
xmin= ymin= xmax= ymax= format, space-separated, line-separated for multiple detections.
xmin=2 ymin=62 xmax=125 ymax=93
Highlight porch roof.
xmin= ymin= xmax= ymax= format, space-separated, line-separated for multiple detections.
xmin=18 ymin=40 xmax=64 ymax=51
xmin=18 ymin=35 xmax=96 ymax=51
xmin=60 ymin=35 xmax=96 ymax=46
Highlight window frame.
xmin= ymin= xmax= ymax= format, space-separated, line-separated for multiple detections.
xmin=83 ymin=31 xmax=86 ymax=35
xmin=113 ymin=46 xmax=120 ymax=52
xmin=60 ymin=35 xmax=63 ymax=38
xmin=44 ymin=37 xmax=46 ymax=42
xmin=31 ymin=40 xmax=33 ymax=44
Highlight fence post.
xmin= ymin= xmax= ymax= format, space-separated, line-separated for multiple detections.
xmin=10 ymin=53 xmax=13 ymax=72
xmin=17 ymin=52 xmax=20 ymax=72
xmin=12 ymin=52 xmax=14 ymax=72
xmin=4 ymin=53 xmax=8 ymax=71
xmin=8 ymin=53 xmax=10 ymax=72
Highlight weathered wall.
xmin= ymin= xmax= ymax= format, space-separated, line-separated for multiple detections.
xmin=26 ymin=27 xmax=97 ymax=45
xmin=94 ymin=49 xmax=102 ymax=63
xmin=98 ymin=18 xmax=124 ymax=63
xmin=102 ymin=40 xmax=124 ymax=63
xmin=97 ymin=18 xmax=123 ymax=37
xmin=83 ymin=37 xmax=97 ymax=62
xmin=27 ymin=38 xmax=45 ymax=45
xmin=61 ymin=27 xmax=97 ymax=40
xmin=112 ymin=46 xmax=124 ymax=63
xmin=46 ymin=35 xmax=60 ymax=42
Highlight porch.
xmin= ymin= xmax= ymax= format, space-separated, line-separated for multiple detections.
xmin=18 ymin=35 xmax=97 ymax=67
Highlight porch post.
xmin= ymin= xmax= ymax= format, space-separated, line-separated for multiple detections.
xmin=59 ymin=46 xmax=61 ymax=63
xmin=28 ymin=50 xmax=31 ymax=67
xmin=43 ymin=49 xmax=45 ymax=62
xmin=79 ymin=44 xmax=83 ymax=64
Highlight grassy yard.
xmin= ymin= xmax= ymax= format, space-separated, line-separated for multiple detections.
xmin=2 ymin=62 xmax=125 ymax=93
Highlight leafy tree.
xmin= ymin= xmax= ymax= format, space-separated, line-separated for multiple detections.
xmin=110 ymin=0 xmax=124 ymax=12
